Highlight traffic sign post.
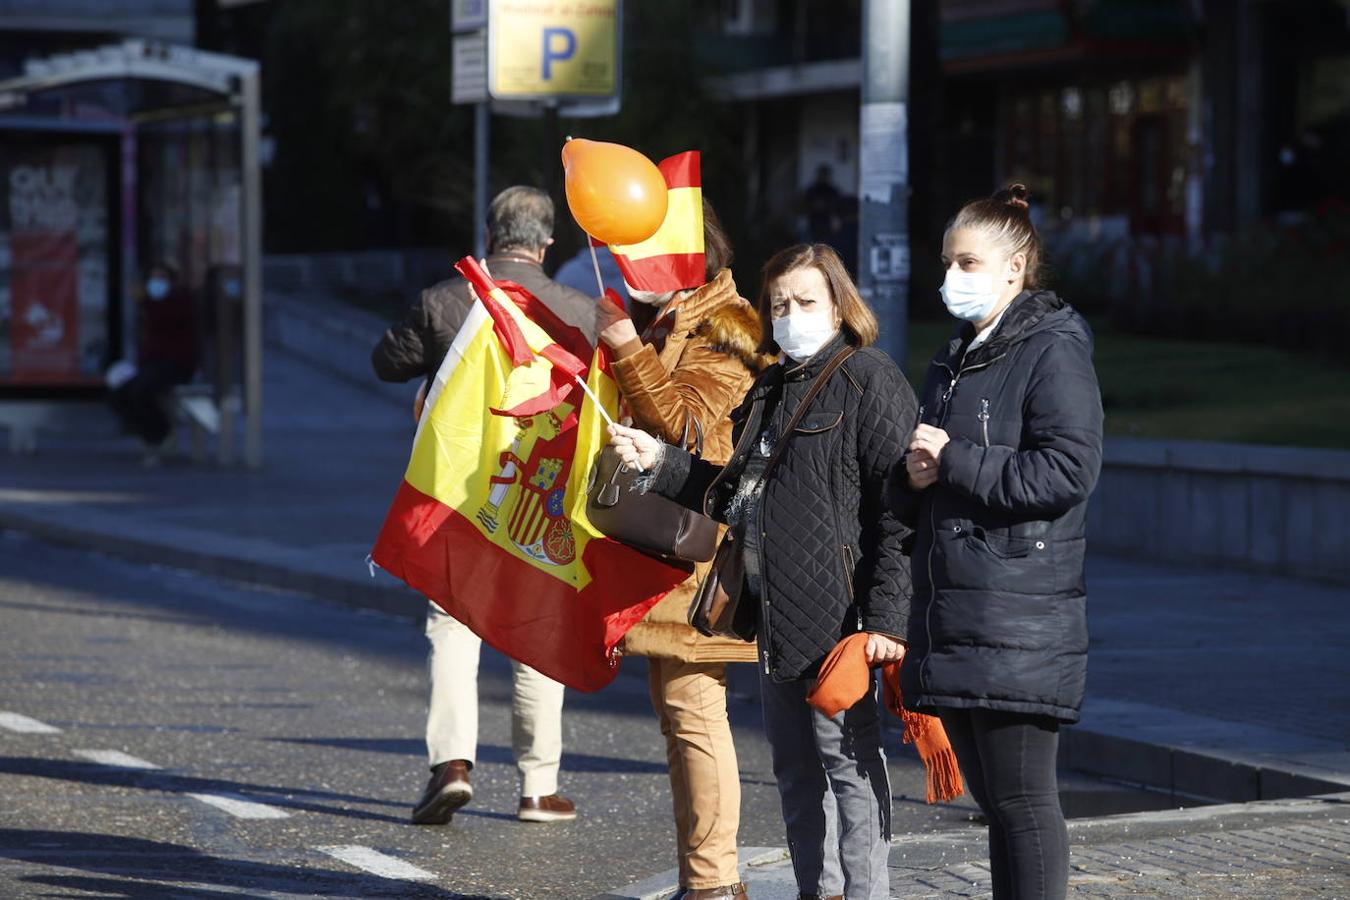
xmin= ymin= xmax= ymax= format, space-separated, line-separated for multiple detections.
xmin=451 ymin=1 xmax=623 ymax=257
xmin=451 ymin=16 xmax=490 ymax=258
xmin=488 ymin=0 xmax=620 ymax=103
xmin=451 ymin=30 xmax=488 ymax=105
xmin=451 ymin=0 xmax=487 ymax=32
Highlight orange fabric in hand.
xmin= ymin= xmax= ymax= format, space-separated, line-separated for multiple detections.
xmin=806 ymin=633 xmax=964 ymax=804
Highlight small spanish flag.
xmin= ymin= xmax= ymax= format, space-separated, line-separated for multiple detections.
xmin=607 ymin=151 xmax=704 ymax=292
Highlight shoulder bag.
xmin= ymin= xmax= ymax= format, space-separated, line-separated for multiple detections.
xmin=586 ymin=415 xmax=718 ymax=563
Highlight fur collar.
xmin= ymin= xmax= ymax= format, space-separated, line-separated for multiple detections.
xmin=697 ymin=300 xmax=775 ymax=373
xmin=673 ymin=268 xmax=775 ymax=373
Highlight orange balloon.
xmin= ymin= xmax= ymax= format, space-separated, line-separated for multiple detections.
xmin=561 ymin=139 xmax=668 ymax=246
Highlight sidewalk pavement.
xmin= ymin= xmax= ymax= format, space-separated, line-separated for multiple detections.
xmin=2 ymin=344 xmax=1348 ymax=812
xmin=602 ymin=793 xmax=1350 ymax=899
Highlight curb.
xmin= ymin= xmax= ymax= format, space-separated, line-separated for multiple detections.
xmin=4 ymin=505 xmax=1347 ymax=809
xmin=0 ymin=506 xmax=425 ymax=622
xmin=1062 ymin=717 xmax=1350 ymax=805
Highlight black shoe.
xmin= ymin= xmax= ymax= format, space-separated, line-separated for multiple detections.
xmin=411 ymin=760 xmax=472 ymax=825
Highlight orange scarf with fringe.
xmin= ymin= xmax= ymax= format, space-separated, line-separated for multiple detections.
xmin=806 ymin=633 xmax=964 ymax=804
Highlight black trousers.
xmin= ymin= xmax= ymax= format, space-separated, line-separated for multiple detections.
xmin=109 ymin=361 xmax=193 ymax=447
xmin=938 ymin=707 xmax=1069 ymax=900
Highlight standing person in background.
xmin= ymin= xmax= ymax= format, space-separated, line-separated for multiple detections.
xmin=371 ymin=186 xmax=596 ymax=826
xmin=592 ymin=199 xmax=770 ymax=900
xmin=801 ymin=165 xmax=842 ymax=246
xmin=108 ymin=260 xmax=199 ymax=465
xmin=553 ymin=241 xmax=628 ymax=298
xmin=609 ymin=243 xmax=916 ymax=900
xmin=889 ymin=184 xmax=1103 ymax=900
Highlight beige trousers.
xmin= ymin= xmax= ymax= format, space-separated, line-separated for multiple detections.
xmin=425 ymin=602 xmax=564 ymax=797
xmin=649 ymin=657 xmax=743 ymax=890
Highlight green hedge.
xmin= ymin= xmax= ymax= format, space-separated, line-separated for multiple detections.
xmin=1121 ymin=201 xmax=1350 ymax=361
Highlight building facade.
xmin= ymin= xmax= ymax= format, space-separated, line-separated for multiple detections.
xmin=695 ymin=0 xmax=1350 ymax=314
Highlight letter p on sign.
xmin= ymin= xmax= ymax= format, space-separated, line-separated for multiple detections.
xmin=542 ymin=27 xmax=576 ymax=80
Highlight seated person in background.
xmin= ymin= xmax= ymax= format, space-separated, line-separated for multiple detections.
xmin=108 ymin=260 xmax=199 ymax=464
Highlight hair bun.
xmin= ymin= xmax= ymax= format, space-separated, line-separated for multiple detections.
xmin=995 ymin=183 xmax=1031 ymax=211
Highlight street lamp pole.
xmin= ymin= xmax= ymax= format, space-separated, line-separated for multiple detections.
xmin=857 ymin=0 xmax=911 ymax=370
xmin=240 ymin=61 xmax=264 ymax=468
xmin=474 ymin=101 xmax=489 ymax=260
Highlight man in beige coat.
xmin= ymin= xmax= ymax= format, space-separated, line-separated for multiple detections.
xmin=596 ymin=200 xmax=771 ymax=900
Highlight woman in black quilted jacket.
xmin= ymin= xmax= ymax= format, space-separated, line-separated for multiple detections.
xmin=609 ymin=244 xmax=917 ymax=900
xmin=888 ymin=185 xmax=1104 ymax=900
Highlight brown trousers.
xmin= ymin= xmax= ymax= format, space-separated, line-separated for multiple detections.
xmin=648 ymin=658 xmax=743 ymax=889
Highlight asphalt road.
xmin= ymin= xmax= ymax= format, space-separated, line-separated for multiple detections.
xmin=0 ymin=533 xmax=987 ymax=899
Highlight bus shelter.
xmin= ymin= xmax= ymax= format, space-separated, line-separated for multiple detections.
xmin=0 ymin=40 xmax=263 ymax=466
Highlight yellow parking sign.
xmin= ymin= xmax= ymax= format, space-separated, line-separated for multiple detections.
xmin=490 ymin=1 xmax=619 ymax=99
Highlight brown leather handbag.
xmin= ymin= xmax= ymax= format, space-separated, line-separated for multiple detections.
xmin=688 ymin=346 xmax=856 ymax=641
xmin=586 ymin=416 xmax=719 ymax=563
xmin=687 ymin=531 xmax=756 ymax=640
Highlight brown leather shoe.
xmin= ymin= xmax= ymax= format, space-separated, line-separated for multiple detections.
xmin=411 ymin=760 xmax=472 ymax=825
xmin=678 ymin=883 xmax=748 ymax=899
xmin=517 ymin=793 xmax=577 ymax=822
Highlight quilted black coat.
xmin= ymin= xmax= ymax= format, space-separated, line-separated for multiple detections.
xmin=651 ymin=334 xmax=917 ymax=681
xmin=887 ymin=291 xmax=1103 ymax=723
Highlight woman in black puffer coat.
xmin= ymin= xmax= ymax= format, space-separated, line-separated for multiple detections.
xmin=611 ymin=244 xmax=915 ymax=900
xmin=887 ymin=185 xmax=1103 ymax=900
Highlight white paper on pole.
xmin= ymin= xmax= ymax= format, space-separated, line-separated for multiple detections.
xmin=859 ymin=101 xmax=908 ymax=204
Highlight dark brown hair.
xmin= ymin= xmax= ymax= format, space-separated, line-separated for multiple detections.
xmin=947 ymin=183 xmax=1043 ymax=289
xmin=702 ymin=197 xmax=733 ymax=282
xmin=756 ymin=243 xmax=880 ymax=354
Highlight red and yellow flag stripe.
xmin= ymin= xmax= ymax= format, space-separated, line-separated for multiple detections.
xmin=608 ymin=151 xmax=705 ymax=291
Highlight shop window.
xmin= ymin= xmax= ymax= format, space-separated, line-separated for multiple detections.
xmin=1000 ymin=71 xmax=1190 ymax=234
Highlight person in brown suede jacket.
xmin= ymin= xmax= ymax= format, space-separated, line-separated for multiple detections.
xmin=595 ymin=199 xmax=772 ymax=900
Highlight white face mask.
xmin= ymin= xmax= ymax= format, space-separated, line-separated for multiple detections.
xmin=146 ymin=277 xmax=170 ymax=301
xmin=939 ymin=270 xmax=1001 ymax=322
xmin=772 ymin=313 xmax=837 ymax=362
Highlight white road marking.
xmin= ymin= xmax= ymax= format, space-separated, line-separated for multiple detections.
xmin=72 ymin=749 xmax=161 ymax=770
xmin=317 ymin=845 xmax=437 ymax=881
xmin=187 ymin=793 xmax=291 ymax=819
xmin=0 ymin=711 xmax=61 ymax=734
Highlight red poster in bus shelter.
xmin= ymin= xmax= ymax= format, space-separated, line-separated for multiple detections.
xmin=8 ymin=231 xmax=81 ymax=383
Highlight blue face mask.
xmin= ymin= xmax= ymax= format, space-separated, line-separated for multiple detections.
xmin=146 ymin=277 xmax=170 ymax=301
xmin=939 ymin=270 xmax=1000 ymax=322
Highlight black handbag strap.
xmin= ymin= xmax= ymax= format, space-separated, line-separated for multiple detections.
xmin=699 ymin=346 xmax=854 ymax=517
xmin=680 ymin=413 xmax=705 ymax=458
xmin=759 ymin=346 xmax=855 ymax=483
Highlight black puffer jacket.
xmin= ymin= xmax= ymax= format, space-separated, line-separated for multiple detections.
xmin=652 ymin=335 xmax=917 ymax=681
xmin=371 ymin=255 xmax=597 ymax=383
xmin=887 ymin=291 xmax=1103 ymax=723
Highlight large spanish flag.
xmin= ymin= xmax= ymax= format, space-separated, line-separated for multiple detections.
xmin=371 ymin=258 xmax=690 ymax=691
xmin=607 ymin=151 xmax=704 ymax=292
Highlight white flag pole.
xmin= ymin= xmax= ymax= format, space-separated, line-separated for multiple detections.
xmin=572 ymin=373 xmax=615 ymax=429
xmin=588 ymin=240 xmax=606 ymax=296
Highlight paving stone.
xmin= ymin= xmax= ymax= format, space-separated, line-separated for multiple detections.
xmin=879 ymin=810 xmax=1350 ymax=897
